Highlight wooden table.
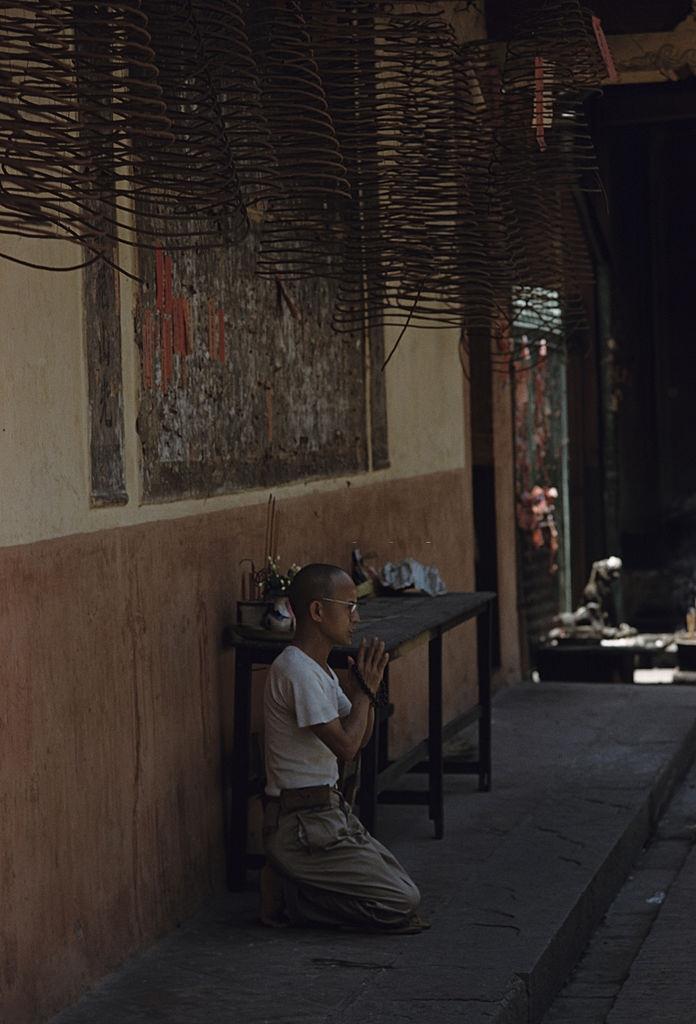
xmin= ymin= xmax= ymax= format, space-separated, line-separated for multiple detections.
xmin=225 ymin=591 xmax=495 ymax=890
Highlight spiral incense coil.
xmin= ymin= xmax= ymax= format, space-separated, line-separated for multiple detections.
xmin=304 ymin=0 xmax=382 ymax=306
xmin=182 ymin=0 xmax=277 ymax=209
xmin=129 ymin=0 xmax=280 ymax=246
xmin=490 ymin=0 xmax=606 ymax=340
xmin=0 ymin=1 xmax=171 ymax=258
xmin=132 ymin=0 xmax=250 ymax=249
xmin=0 ymin=1 xmax=283 ymax=259
xmin=453 ymin=2 xmax=606 ymax=352
xmin=454 ymin=40 xmax=524 ymax=333
xmin=316 ymin=4 xmax=475 ymax=332
xmin=0 ymin=0 xmax=607 ymax=304
xmin=499 ymin=0 xmax=605 ymax=184
xmin=249 ymin=0 xmax=352 ymax=279
xmin=374 ymin=11 xmax=470 ymax=329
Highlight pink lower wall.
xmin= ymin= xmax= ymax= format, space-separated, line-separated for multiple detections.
xmin=2 ymin=469 xmax=476 ymax=1023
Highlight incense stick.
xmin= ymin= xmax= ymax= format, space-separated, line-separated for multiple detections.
xmin=272 ymin=502 xmax=279 ymax=563
xmin=263 ymin=493 xmax=272 ymax=567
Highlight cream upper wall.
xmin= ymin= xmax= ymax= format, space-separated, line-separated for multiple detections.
xmin=0 ymin=235 xmax=466 ymax=549
xmin=383 ymin=324 xmax=464 ymax=475
xmin=1 ymin=237 xmax=88 ymax=547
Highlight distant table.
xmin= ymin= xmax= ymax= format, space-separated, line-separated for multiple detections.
xmin=225 ymin=591 xmax=496 ymax=890
xmin=536 ymin=634 xmax=676 ymax=684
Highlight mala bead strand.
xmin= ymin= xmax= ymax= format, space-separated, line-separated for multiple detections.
xmin=350 ymin=663 xmax=387 ymax=708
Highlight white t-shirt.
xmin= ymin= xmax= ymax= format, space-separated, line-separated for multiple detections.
xmin=263 ymin=645 xmax=352 ymax=796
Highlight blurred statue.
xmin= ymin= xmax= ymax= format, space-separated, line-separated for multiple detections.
xmin=548 ymin=556 xmax=637 ymax=641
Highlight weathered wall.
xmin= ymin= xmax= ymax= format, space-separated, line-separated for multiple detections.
xmin=1 ymin=471 xmax=475 ymax=1024
xmin=0 ymin=236 xmax=88 ymax=544
xmin=1 ymin=236 xmax=476 ymax=1024
xmin=0 ymin=7 xmax=497 ymax=1019
xmin=0 ymin=233 xmax=466 ymax=549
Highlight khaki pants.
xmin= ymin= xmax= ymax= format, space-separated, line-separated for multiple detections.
xmin=263 ymin=791 xmax=420 ymax=929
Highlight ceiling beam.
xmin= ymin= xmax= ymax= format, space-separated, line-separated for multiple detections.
xmin=607 ymin=14 xmax=696 ymax=84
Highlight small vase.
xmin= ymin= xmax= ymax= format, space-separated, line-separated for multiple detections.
xmin=263 ymin=597 xmax=295 ymax=634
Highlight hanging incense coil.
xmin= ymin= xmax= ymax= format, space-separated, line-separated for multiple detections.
xmin=249 ymin=0 xmax=351 ymax=279
xmin=314 ymin=3 xmax=474 ymax=332
xmin=0 ymin=1 xmax=280 ymax=262
xmin=499 ymin=0 xmax=605 ymax=184
xmin=174 ymin=0 xmax=277 ymax=209
xmin=0 ymin=0 xmax=608 ymax=312
xmin=374 ymin=11 xmax=468 ymax=329
xmin=0 ymin=1 xmax=171 ymax=260
xmin=453 ymin=3 xmax=608 ymax=356
xmin=304 ymin=0 xmax=381 ymax=314
xmin=132 ymin=0 xmax=250 ymax=249
xmin=131 ymin=0 xmax=281 ymax=247
xmin=454 ymin=39 xmax=523 ymax=333
xmin=493 ymin=2 xmax=606 ymax=341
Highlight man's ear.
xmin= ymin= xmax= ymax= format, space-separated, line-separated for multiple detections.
xmin=308 ymin=599 xmax=324 ymax=623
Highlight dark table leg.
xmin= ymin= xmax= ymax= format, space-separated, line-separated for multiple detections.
xmin=620 ymin=652 xmax=634 ymax=684
xmin=429 ymin=633 xmax=444 ymax=839
xmin=359 ymin=701 xmax=380 ymax=835
xmin=477 ymin=603 xmax=492 ymax=791
xmin=378 ymin=664 xmax=390 ymax=770
xmin=227 ymin=650 xmax=253 ymax=891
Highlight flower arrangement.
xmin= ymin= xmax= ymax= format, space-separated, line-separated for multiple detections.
xmin=237 ymin=496 xmax=302 ymax=633
xmin=255 ymin=557 xmax=301 ymax=599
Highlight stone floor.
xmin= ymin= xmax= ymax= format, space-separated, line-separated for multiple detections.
xmin=543 ymin=756 xmax=696 ymax=1024
xmin=49 ymin=682 xmax=696 ymax=1024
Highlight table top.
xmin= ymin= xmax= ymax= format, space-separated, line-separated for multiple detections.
xmin=226 ymin=591 xmax=495 ymax=666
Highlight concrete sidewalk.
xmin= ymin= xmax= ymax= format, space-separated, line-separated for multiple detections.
xmin=605 ymin=805 xmax=696 ymax=1024
xmin=50 ymin=683 xmax=696 ymax=1024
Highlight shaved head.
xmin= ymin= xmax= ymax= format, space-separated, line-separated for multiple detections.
xmin=288 ymin=563 xmax=349 ymax=620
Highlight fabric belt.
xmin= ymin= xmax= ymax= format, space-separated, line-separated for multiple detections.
xmin=265 ymin=784 xmax=335 ymax=813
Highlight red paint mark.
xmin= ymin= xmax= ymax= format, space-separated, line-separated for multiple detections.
xmin=217 ymin=308 xmax=225 ymax=363
xmin=173 ymin=297 xmax=187 ymax=356
xmin=161 ymin=315 xmax=173 ymax=392
xmin=533 ymin=57 xmax=547 ymax=152
xmin=155 ymin=246 xmax=165 ymax=310
xmin=143 ymin=308 xmax=154 ymax=388
xmin=591 ymin=16 xmax=618 ymax=83
xmin=182 ymin=298 xmax=192 ymax=354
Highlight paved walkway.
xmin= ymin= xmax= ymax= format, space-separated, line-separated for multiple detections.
xmin=543 ymin=757 xmax=696 ymax=1024
xmin=49 ymin=683 xmax=696 ymax=1024
xmin=606 ymin=844 xmax=696 ymax=1024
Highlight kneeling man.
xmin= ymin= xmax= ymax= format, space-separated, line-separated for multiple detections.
xmin=261 ymin=563 xmax=425 ymax=932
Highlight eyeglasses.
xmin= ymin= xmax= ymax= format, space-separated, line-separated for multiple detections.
xmin=320 ymin=598 xmax=359 ymax=615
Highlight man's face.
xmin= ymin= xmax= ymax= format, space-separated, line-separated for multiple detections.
xmin=317 ymin=574 xmax=360 ymax=647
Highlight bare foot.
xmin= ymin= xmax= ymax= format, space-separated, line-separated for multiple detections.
xmin=260 ymin=864 xmax=288 ymax=928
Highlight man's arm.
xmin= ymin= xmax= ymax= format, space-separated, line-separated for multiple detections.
xmin=310 ymin=638 xmax=387 ymax=761
xmin=310 ymin=689 xmax=372 ymax=762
